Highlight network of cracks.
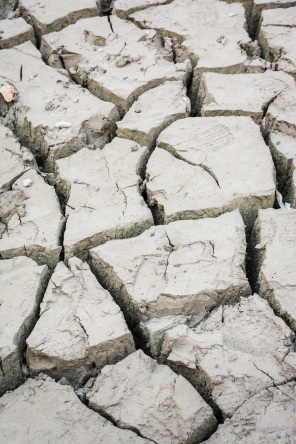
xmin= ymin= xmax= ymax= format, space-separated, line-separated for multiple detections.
xmin=0 ymin=0 xmax=296 ymax=442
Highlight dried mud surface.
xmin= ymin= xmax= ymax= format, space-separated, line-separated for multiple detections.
xmin=1 ymin=0 xmax=296 ymax=443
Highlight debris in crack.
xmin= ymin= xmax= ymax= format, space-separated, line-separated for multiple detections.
xmin=0 ymin=0 xmax=18 ymax=19
xmin=55 ymin=137 xmax=153 ymax=261
xmin=251 ymin=208 xmax=296 ymax=331
xmin=40 ymin=16 xmax=191 ymax=113
xmin=160 ymin=294 xmax=296 ymax=419
xmin=0 ymin=41 xmax=119 ymax=171
xmin=197 ymin=70 xmax=295 ymax=122
xmin=26 ymin=257 xmax=135 ymax=387
xmin=0 ymin=17 xmax=35 ymax=50
xmin=87 ymin=349 xmax=217 ymax=444
xmin=0 ymin=256 xmax=50 ymax=396
xmin=205 ymin=381 xmax=296 ymax=443
xmin=145 ymin=116 xmax=275 ymax=229
xmin=0 ymin=374 xmax=150 ymax=443
xmin=116 ymin=81 xmax=190 ymax=150
xmin=90 ymin=210 xmax=251 ymax=357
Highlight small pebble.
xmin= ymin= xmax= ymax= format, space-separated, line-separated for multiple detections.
xmin=23 ymin=178 xmax=32 ymax=187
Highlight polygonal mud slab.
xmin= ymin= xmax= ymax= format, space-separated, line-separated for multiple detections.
xmin=0 ymin=42 xmax=119 ymax=170
xmin=129 ymin=0 xmax=251 ymax=69
xmin=0 ymin=17 xmax=35 ymax=50
xmin=113 ymin=0 xmax=173 ymax=19
xmin=206 ymin=382 xmax=296 ymax=443
xmin=55 ymin=137 xmax=153 ymax=261
xmin=0 ymin=124 xmax=36 ymax=193
xmin=259 ymin=7 xmax=296 ymax=79
xmin=252 ymin=208 xmax=296 ymax=330
xmin=91 ymin=211 xmax=251 ymax=355
xmin=263 ymin=83 xmax=296 ymax=138
xmin=261 ymin=5 xmax=296 ymax=26
xmin=116 ymin=81 xmax=190 ymax=149
xmin=145 ymin=117 xmax=275 ymax=228
xmin=27 ymin=257 xmax=135 ymax=386
xmin=129 ymin=0 xmax=254 ymax=101
xmin=0 ymin=256 xmax=49 ymax=396
xmin=250 ymin=0 xmax=296 ymax=36
xmin=41 ymin=16 xmax=190 ymax=112
xmin=267 ymin=132 xmax=296 ymax=207
xmin=198 ymin=70 xmax=295 ymax=121
xmin=19 ymin=0 xmax=98 ymax=41
xmin=87 ymin=350 xmax=217 ymax=444
xmin=0 ymin=168 xmax=64 ymax=267
xmin=0 ymin=375 xmax=150 ymax=443
xmin=161 ymin=294 xmax=296 ymax=419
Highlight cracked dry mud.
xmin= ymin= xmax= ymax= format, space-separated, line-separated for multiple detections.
xmin=55 ymin=137 xmax=153 ymax=260
xmin=41 ymin=15 xmax=190 ymax=113
xmin=91 ymin=210 xmax=251 ymax=356
xmin=1 ymin=0 xmax=296 ymax=442
xmin=26 ymin=257 xmax=135 ymax=386
xmin=145 ymin=116 xmax=276 ymax=227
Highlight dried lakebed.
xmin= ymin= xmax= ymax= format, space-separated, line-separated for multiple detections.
xmin=1 ymin=0 xmax=296 ymax=443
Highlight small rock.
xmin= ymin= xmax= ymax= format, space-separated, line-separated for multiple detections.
xmin=55 ymin=121 xmax=72 ymax=129
xmin=23 ymin=178 xmax=32 ymax=187
xmin=69 ymin=67 xmax=77 ymax=75
xmin=58 ymin=377 xmax=71 ymax=386
xmin=0 ymin=83 xmax=14 ymax=102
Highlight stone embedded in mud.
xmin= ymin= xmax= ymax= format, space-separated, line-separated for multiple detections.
xmin=55 ymin=137 xmax=153 ymax=261
xmin=252 ymin=208 xmax=296 ymax=330
xmin=19 ymin=0 xmax=98 ymax=40
xmin=26 ymin=257 xmax=135 ymax=386
xmin=91 ymin=211 xmax=251 ymax=354
xmin=0 ymin=168 xmax=64 ymax=267
xmin=116 ymin=81 xmax=190 ymax=149
xmin=113 ymin=0 xmax=172 ymax=19
xmin=40 ymin=16 xmax=190 ymax=112
xmin=87 ymin=349 xmax=217 ymax=444
xmin=205 ymin=382 xmax=296 ymax=443
xmin=0 ymin=256 xmax=49 ymax=396
xmin=161 ymin=294 xmax=296 ymax=418
xmin=0 ymin=124 xmax=36 ymax=193
xmin=0 ymin=374 xmax=150 ymax=443
xmin=0 ymin=17 xmax=35 ymax=50
xmin=0 ymin=41 xmax=119 ymax=170
xmin=145 ymin=116 xmax=275 ymax=228
xmin=198 ymin=70 xmax=296 ymax=122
